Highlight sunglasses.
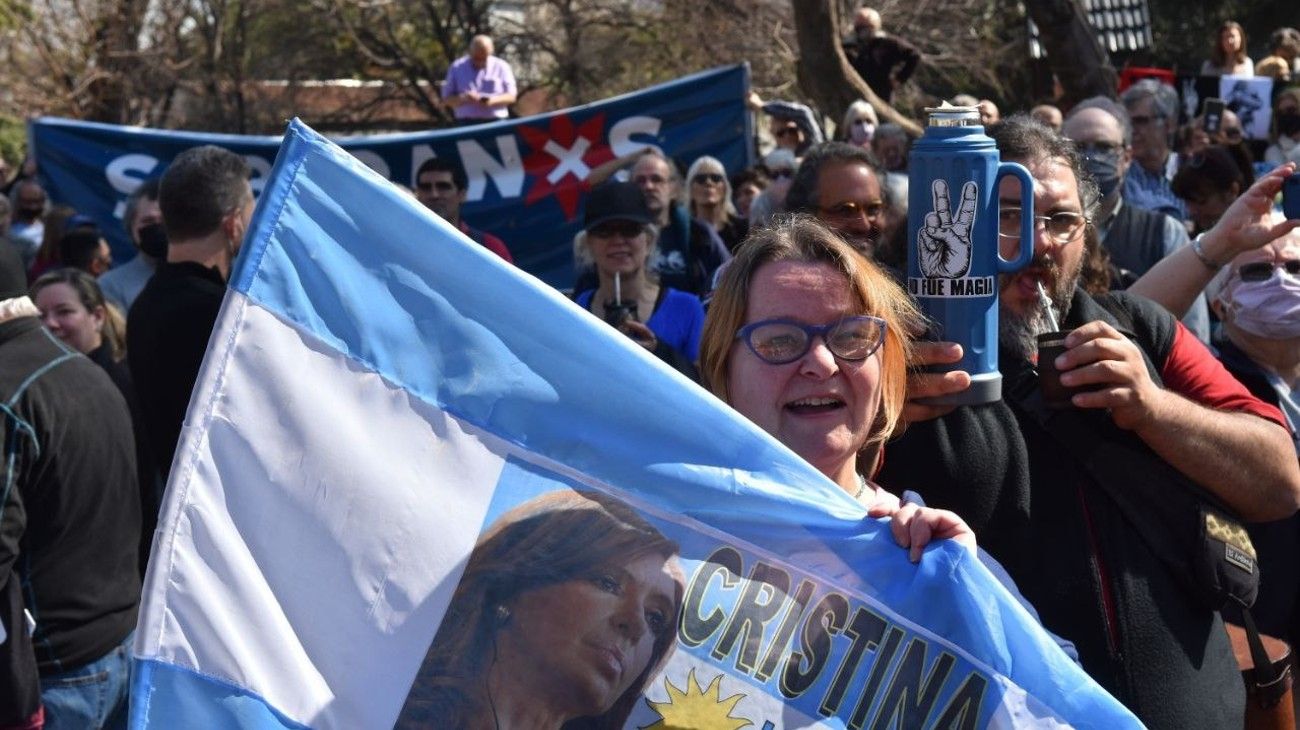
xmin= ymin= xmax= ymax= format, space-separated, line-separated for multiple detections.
xmin=589 ymin=220 xmax=645 ymax=239
xmin=633 ymin=174 xmax=667 ymax=186
xmin=736 ymin=316 xmax=886 ymax=365
xmin=1238 ymin=261 xmax=1300 ymax=281
xmin=692 ymin=173 xmax=725 ymax=185
xmin=1129 ymin=114 xmax=1164 ymax=127
xmin=416 ymin=180 xmax=456 ymax=192
xmin=770 ymin=169 xmax=794 ymax=180
xmin=819 ymin=199 xmax=887 ymax=221
xmin=998 ymin=208 xmax=1089 ymax=244
xmin=776 ymin=127 xmax=801 ymax=138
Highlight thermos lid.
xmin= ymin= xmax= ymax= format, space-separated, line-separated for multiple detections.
xmin=925 ymin=102 xmax=981 ymax=127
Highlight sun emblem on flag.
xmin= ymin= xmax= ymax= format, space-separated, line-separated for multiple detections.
xmin=641 ymin=669 xmax=753 ymax=730
xmin=518 ymin=112 xmax=616 ymax=221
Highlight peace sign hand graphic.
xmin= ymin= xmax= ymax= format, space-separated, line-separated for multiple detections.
xmin=917 ymin=179 xmax=977 ymax=279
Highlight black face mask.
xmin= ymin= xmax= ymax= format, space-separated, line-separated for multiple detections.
xmin=137 ymin=222 xmax=169 ymax=259
xmin=1278 ymin=111 xmax=1300 ymax=137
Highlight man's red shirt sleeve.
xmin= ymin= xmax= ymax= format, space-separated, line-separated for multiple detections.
xmin=1160 ymin=322 xmax=1288 ymax=430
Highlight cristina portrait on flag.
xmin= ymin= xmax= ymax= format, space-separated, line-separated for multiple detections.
xmin=396 ymin=489 xmax=685 ymax=729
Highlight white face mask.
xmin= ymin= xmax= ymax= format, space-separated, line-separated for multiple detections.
xmin=1223 ymin=265 xmax=1300 ymax=339
xmin=850 ymin=121 xmax=876 ymax=145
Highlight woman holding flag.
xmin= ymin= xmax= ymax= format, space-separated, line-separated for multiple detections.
xmin=697 ymin=216 xmax=1081 ymax=661
xmin=698 ymin=215 xmax=973 ymax=556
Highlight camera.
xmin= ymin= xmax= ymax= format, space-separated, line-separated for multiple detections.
xmin=1284 ymin=172 xmax=1300 ymax=221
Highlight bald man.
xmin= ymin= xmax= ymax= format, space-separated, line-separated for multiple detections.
xmin=1031 ymin=103 xmax=1063 ymax=132
xmin=843 ymin=7 xmax=920 ymax=102
xmin=441 ymin=34 xmax=517 ymax=124
xmin=1063 ymin=97 xmax=1211 ymax=341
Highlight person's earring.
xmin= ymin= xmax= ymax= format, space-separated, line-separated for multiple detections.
xmin=494 ymin=604 xmax=511 ymax=626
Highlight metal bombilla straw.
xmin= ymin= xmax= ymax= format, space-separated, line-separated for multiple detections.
xmin=1036 ymin=281 xmax=1059 ymax=331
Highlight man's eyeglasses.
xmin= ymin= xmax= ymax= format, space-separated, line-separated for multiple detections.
xmin=776 ymin=127 xmax=802 ymax=139
xmin=998 ymin=208 xmax=1090 ymax=244
xmin=416 ymin=180 xmax=456 ymax=193
xmin=819 ymin=200 xmax=887 ymax=221
xmin=1222 ymin=127 xmax=1244 ymax=141
xmin=692 ymin=173 xmax=725 ymax=185
xmin=1238 ymin=260 xmax=1300 ymax=282
xmin=770 ymin=168 xmax=794 ymax=180
xmin=1129 ymin=114 xmax=1164 ymax=127
xmin=736 ymin=316 xmax=886 ymax=365
xmin=588 ymin=220 xmax=645 ymax=239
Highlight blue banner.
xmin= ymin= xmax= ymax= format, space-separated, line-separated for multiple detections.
xmin=29 ymin=65 xmax=751 ymax=287
xmin=129 ymin=117 xmax=1140 ymax=728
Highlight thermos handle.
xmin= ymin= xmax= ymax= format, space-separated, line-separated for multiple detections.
xmin=995 ymin=161 xmax=1036 ymax=273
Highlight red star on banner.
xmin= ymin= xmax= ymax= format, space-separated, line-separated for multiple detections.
xmin=519 ymin=113 xmax=616 ymax=221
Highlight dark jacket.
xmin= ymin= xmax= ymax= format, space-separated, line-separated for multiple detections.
xmin=1101 ymin=199 xmax=1176 ymax=282
xmin=0 ymin=316 xmax=139 ymax=711
xmin=1214 ymin=337 xmax=1300 ymax=646
xmin=843 ymin=33 xmax=921 ymax=102
xmin=655 ymin=203 xmax=730 ymax=296
xmin=127 ymin=261 xmax=226 ymax=479
xmin=89 ymin=343 xmax=161 ymax=577
xmin=879 ymin=291 xmax=1244 ymax=729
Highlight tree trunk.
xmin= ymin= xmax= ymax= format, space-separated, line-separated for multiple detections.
xmin=1025 ymin=0 xmax=1118 ymax=107
xmin=789 ymin=0 xmax=922 ymax=138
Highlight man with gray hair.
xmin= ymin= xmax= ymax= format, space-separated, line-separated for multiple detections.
xmin=1063 ymin=95 xmax=1210 ymax=341
xmin=441 ymin=34 xmax=517 ymax=124
xmin=1119 ymin=79 xmax=1188 ymax=221
xmin=128 ymin=145 xmax=255 ymax=479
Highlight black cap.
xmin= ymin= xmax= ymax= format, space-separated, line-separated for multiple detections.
xmin=583 ymin=181 xmax=653 ymax=231
xmin=0 ymin=240 xmax=26 ymax=301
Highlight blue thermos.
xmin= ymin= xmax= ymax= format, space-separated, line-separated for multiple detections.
xmin=906 ymin=104 xmax=1036 ymax=405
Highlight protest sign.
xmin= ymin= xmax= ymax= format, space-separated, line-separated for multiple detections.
xmin=29 ymin=65 xmax=751 ymax=288
xmin=1176 ymin=73 xmax=1274 ymax=140
xmin=130 ymin=118 xmax=1139 ymax=729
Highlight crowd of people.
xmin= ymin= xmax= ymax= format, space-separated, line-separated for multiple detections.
xmin=2 ymin=11 xmax=1300 ymax=730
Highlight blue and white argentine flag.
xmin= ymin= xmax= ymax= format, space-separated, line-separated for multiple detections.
xmin=129 ymin=119 xmax=1139 ymax=729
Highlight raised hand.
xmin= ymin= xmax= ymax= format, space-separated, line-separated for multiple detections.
xmin=1203 ymin=162 xmax=1300 ymax=261
xmin=917 ymin=179 xmax=976 ymax=279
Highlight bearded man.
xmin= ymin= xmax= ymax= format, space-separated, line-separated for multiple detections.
xmin=877 ymin=115 xmax=1300 ymax=729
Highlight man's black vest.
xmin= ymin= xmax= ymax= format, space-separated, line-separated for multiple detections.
xmin=879 ymin=291 xmax=1245 ymax=729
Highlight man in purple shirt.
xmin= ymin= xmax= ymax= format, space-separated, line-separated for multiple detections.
xmin=441 ymin=35 xmax=517 ymax=124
